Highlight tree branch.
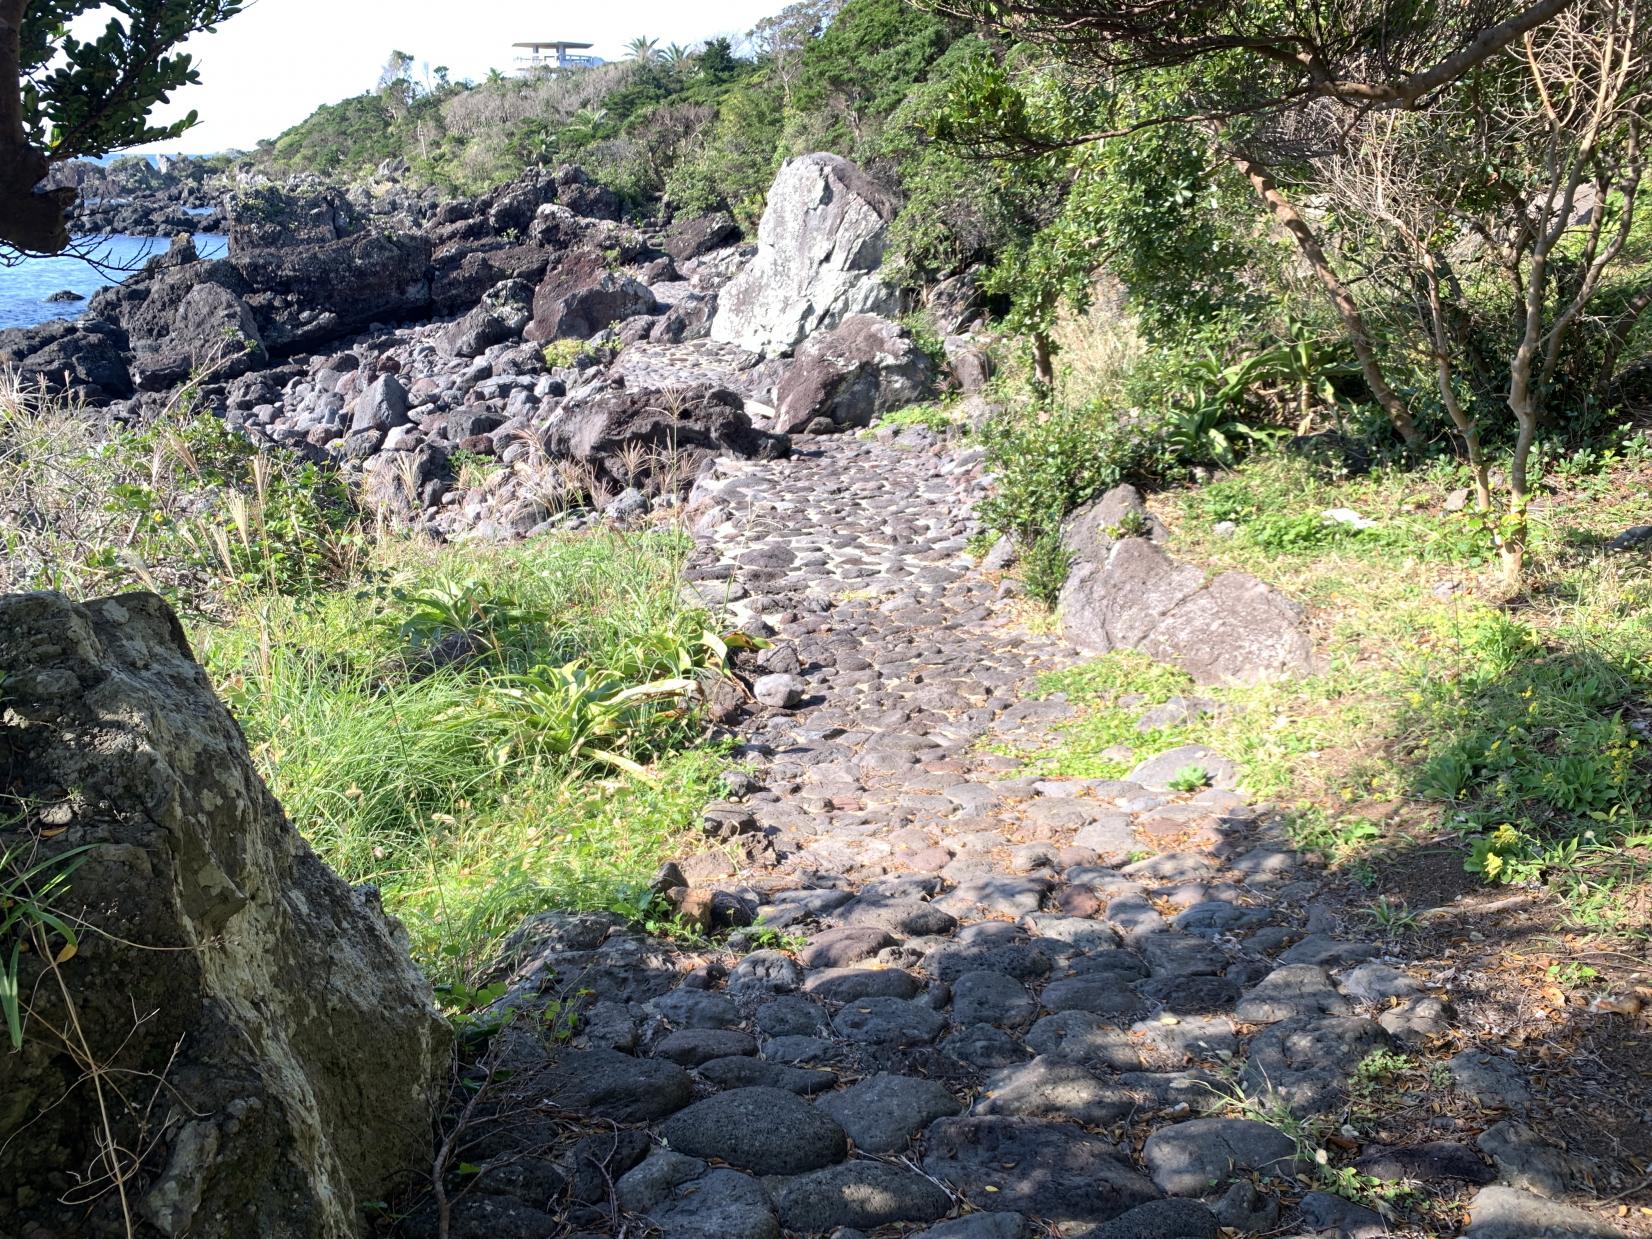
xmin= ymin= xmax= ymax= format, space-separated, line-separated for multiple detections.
xmin=1231 ymin=149 xmax=1421 ymax=446
xmin=1333 ymin=0 xmax=1579 ymax=107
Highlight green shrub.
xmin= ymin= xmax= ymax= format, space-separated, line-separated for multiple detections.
xmin=976 ymin=399 xmax=1165 ymax=603
xmin=1020 ymin=530 xmax=1071 ymax=606
xmin=542 ymin=339 xmax=585 ymax=370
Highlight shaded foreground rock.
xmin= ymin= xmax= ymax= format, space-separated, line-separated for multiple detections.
xmin=658 ymin=1087 xmax=847 ymax=1175
xmin=922 ymin=1116 xmax=1160 ymax=1223
xmin=0 ymin=590 xmax=449 ymax=1238
xmin=1464 ymin=1185 xmax=1626 ymax=1238
xmin=1141 ymin=1118 xmax=1302 ymax=1196
xmin=776 ymin=1160 xmax=952 ymax=1229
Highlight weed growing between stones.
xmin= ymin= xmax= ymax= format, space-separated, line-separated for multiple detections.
xmin=864 ymin=397 xmax=966 ymax=436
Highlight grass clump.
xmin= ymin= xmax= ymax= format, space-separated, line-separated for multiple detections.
xmin=1010 ymin=445 xmax=1652 ymax=931
xmin=869 ymin=399 xmax=966 ymax=435
xmin=0 ymin=376 xmax=363 ymax=607
xmin=4 ymin=368 xmax=747 ymax=987
xmin=197 ymin=533 xmax=741 ymax=984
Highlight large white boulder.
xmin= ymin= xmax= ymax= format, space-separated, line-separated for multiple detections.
xmin=710 ymin=153 xmax=900 ymax=356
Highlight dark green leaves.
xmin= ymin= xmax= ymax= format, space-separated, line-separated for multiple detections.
xmin=20 ymin=2 xmax=245 ymax=158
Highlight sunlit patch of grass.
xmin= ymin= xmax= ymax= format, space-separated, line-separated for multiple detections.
xmin=196 ymin=532 xmax=735 ymax=985
xmin=1017 ymin=448 xmax=1652 ymax=935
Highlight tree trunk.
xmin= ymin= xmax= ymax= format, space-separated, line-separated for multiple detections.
xmin=1419 ymin=249 xmax=1491 ymax=511
xmin=1231 ymin=153 xmax=1421 ymax=447
xmin=1503 ymin=403 xmax=1538 ymax=583
xmin=1032 ymin=332 xmax=1054 ymax=387
xmin=0 ymin=0 xmax=76 ymax=254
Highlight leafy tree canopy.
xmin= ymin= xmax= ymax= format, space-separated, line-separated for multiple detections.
xmin=2 ymin=0 xmax=242 ymax=254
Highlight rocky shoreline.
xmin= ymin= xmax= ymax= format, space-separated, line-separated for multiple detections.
xmin=3 ymin=153 xmax=990 ymax=542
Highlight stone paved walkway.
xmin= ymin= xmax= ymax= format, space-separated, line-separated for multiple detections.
xmin=472 ymin=431 xmax=1625 ymax=1239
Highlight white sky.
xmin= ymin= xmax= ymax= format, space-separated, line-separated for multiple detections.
xmin=82 ymin=0 xmax=788 ymax=156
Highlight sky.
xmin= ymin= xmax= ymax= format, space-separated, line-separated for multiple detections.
xmin=83 ymin=0 xmax=789 ymax=156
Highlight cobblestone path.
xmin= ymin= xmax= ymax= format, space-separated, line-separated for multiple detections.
xmin=479 ymin=431 xmax=1623 ymax=1239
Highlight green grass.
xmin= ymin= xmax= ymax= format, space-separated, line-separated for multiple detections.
xmin=867 ymin=399 xmax=968 ymax=435
xmin=5 ymin=387 xmax=746 ymax=989
xmin=1016 ymin=446 xmax=1652 ymax=932
xmin=1022 ymin=651 xmax=1200 ymax=779
xmin=196 ymin=532 xmax=736 ymax=984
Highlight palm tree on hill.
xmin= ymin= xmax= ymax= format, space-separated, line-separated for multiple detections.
xmin=624 ymin=36 xmax=660 ymax=62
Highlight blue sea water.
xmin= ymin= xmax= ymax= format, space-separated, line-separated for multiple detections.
xmin=0 ymin=233 xmax=230 ymax=332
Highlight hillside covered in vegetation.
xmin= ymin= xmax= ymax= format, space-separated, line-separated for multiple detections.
xmin=253 ymin=0 xmax=1036 ymax=290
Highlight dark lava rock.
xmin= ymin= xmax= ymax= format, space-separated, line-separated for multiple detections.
xmin=542 ymin=1048 xmax=693 ymax=1123
xmin=831 ymin=996 xmax=947 ymax=1046
xmin=658 ymin=1087 xmax=848 ymax=1175
xmin=974 ymin=1056 xmax=1136 ymax=1125
xmin=654 ymin=1027 xmax=757 ymax=1066
xmin=1141 ymin=1118 xmax=1301 ymax=1196
xmin=647 ymin=1167 xmax=780 ymax=1239
xmin=1088 ymin=1198 xmax=1220 ymax=1239
xmin=1462 ymin=1185 xmax=1625 ymax=1239
xmin=776 ymin=1160 xmax=953 ymax=1230
xmin=0 ymin=317 xmax=132 ymax=399
xmin=696 ymin=1056 xmax=836 ymax=1094
xmin=1354 ymin=1141 xmax=1495 ymax=1186
xmin=922 ymin=1116 xmax=1160 ymax=1224
xmin=545 ymin=385 xmax=790 ymax=494
xmin=804 ymin=966 xmax=924 ymax=1001
xmin=1238 ymin=1016 xmax=1392 ymax=1118
xmin=815 ymin=1073 xmax=962 ymax=1152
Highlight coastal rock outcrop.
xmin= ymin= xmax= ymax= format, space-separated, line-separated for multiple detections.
xmin=0 ymin=317 xmax=132 ymax=400
xmin=711 ymin=154 xmax=900 ymax=356
xmin=0 ymin=590 xmax=450 ymax=1238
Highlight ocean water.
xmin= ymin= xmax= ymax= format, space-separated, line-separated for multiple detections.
xmin=0 ymin=233 xmax=229 ymax=332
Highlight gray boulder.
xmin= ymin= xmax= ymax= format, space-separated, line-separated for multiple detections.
xmin=350 ymin=373 xmax=413 ymax=434
xmin=524 ymin=249 xmax=658 ymax=343
xmin=663 ymin=211 xmax=741 ymax=263
xmin=944 ymin=334 xmax=994 ymax=393
xmin=1464 ymin=1186 xmax=1626 ymax=1238
xmin=1060 ymin=487 xmax=1315 ymax=684
xmin=0 ymin=591 xmax=449 ymax=1238
xmin=171 ymin=281 xmax=266 ymax=377
xmin=776 ymin=1161 xmax=952 ymax=1230
xmin=647 ymin=1168 xmax=780 ymax=1239
xmin=711 ymin=153 xmax=900 ymax=356
xmin=545 ymin=386 xmax=790 ymax=494
xmin=772 ymin=313 xmax=936 ymax=434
